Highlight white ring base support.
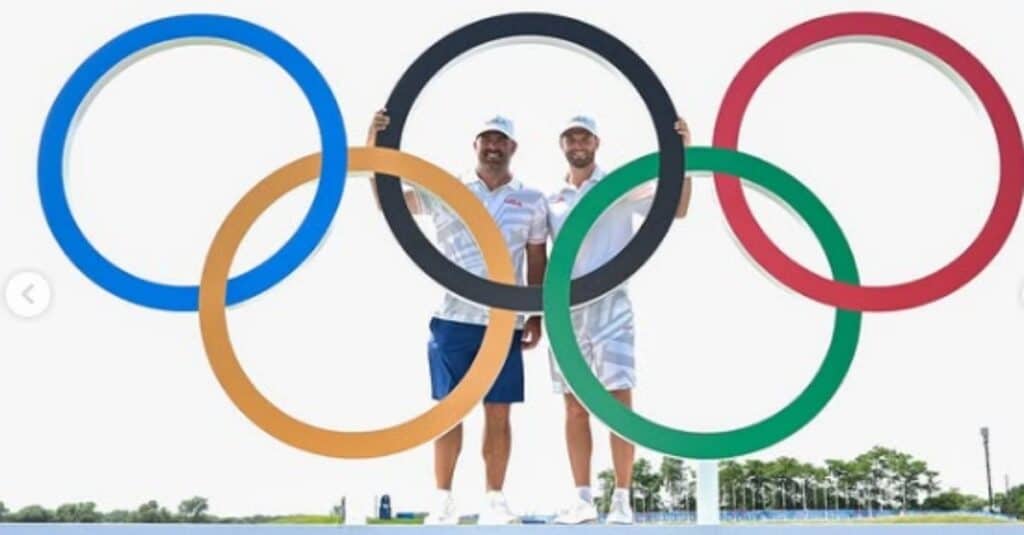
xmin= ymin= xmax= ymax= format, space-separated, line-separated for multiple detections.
xmin=697 ymin=460 xmax=721 ymax=525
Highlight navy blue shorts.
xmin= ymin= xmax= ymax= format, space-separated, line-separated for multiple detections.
xmin=428 ymin=318 xmax=524 ymax=404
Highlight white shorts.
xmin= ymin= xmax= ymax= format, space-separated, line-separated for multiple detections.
xmin=549 ymin=288 xmax=636 ymax=395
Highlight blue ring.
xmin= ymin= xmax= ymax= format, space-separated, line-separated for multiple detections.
xmin=38 ymin=14 xmax=347 ymax=311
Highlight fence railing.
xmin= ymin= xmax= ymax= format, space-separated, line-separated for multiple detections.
xmin=621 ymin=509 xmax=1016 ymax=524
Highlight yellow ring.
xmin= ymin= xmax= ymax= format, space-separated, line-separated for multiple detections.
xmin=198 ymin=147 xmax=516 ymax=458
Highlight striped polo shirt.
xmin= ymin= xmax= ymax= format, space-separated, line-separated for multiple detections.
xmin=411 ymin=172 xmax=548 ymax=327
xmin=546 ymin=166 xmax=654 ymax=279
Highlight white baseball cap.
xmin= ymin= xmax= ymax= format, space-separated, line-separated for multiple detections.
xmin=476 ymin=115 xmax=516 ymax=141
xmin=561 ymin=114 xmax=599 ymax=137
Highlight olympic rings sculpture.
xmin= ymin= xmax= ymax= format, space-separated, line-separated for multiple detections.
xmin=38 ymin=11 xmax=1023 ymax=459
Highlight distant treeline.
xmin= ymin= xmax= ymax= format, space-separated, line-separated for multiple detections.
xmin=0 ymin=497 xmax=319 ymax=524
xmin=594 ymin=446 xmax=1023 ymax=519
xmin=2 ymin=446 xmax=1022 ymax=522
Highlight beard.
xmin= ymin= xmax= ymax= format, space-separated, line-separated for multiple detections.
xmin=479 ymin=150 xmax=508 ymax=168
xmin=565 ymin=150 xmax=594 ymax=169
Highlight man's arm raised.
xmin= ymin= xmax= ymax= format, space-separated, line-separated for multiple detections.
xmin=366 ymin=108 xmax=423 ymax=214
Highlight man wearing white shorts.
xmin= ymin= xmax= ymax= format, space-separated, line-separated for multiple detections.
xmin=549 ymin=115 xmax=692 ymax=524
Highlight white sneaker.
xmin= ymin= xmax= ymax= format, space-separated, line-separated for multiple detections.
xmin=553 ymin=498 xmax=598 ymax=524
xmin=423 ymin=493 xmax=458 ymax=525
xmin=477 ymin=491 xmax=519 ymax=525
xmin=606 ymin=495 xmax=634 ymax=524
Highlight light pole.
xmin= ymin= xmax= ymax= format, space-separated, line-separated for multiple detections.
xmin=982 ymin=427 xmax=994 ymax=512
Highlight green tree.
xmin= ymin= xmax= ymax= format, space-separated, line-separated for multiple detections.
xmin=795 ymin=463 xmax=818 ymax=509
xmin=596 ymin=469 xmax=616 ymax=514
xmin=0 ymin=501 xmax=7 ymax=520
xmin=631 ymin=458 xmax=663 ymax=512
xmin=12 ymin=505 xmax=53 ymax=523
xmin=744 ymin=460 xmax=770 ymax=509
xmin=1000 ymin=485 xmax=1024 ymax=518
xmin=825 ymin=459 xmax=851 ymax=509
xmin=55 ymin=502 xmax=101 ymax=523
xmin=104 ymin=510 xmax=134 ymax=523
xmin=809 ymin=466 xmax=829 ymax=509
xmin=855 ymin=447 xmax=896 ymax=510
xmin=846 ymin=455 xmax=874 ymax=510
xmin=55 ymin=503 xmax=76 ymax=523
xmin=962 ymin=494 xmax=988 ymax=511
xmin=719 ymin=461 xmax=746 ymax=510
xmin=588 ymin=446 xmax=998 ymax=517
xmin=660 ymin=457 xmax=688 ymax=511
xmin=767 ymin=457 xmax=803 ymax=509
xmin=135 ymin=500 xmax=173 ymax=523
xmin=687 ymin=464 xmax=697 ymax=510
xmin=923 ymin=470 xmax=941 ymax=502
xmin=923 ymin=488 xmax=986 ymax=511
xmin=178 ymin=496 xmax=210 ymax=523
xmin=889 ymin=452 xmax=930 ymax=511
xmin=655 ymin=455 xmax=679 ymax=510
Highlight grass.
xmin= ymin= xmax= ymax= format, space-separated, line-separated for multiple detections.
xmin=268 ymin=514 xmax=339 ymax=524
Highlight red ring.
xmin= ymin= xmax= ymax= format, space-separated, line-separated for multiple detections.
xmin=713 ymin=12 xmax=1024 ymax=311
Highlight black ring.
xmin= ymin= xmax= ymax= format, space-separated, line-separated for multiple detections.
xmin=375 ymin=12 xmax=683 ymax=312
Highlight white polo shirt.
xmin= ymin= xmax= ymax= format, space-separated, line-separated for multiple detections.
xmin=411 ymin=172 xmax=548 ymax=327
xmin=547 ymin=166 xmax=654 ymax=280
xmin=546 ymin=165 xmax=648 ymax=393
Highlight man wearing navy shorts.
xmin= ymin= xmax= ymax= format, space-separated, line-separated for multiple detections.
xmin=367 ymin=110 xmax=548 ymax=525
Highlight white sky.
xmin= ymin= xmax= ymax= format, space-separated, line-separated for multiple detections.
xmin=1 ymin=0 xmax=1022 ymax=519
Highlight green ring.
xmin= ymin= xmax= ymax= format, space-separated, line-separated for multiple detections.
xmin=543 ymin=146 xmax=862 ymax=459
